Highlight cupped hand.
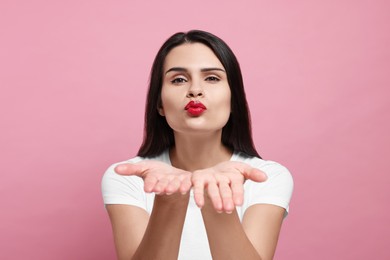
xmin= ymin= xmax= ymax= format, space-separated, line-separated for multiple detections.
xmin=191 ymin=161 xmax=268 ymax=213
xmin=115 ymin=161 xmax=192 ymax=195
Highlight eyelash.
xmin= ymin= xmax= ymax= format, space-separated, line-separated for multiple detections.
xmin=171 ymin=77 xmax=187 ymax=84
xmin=170 ymin=76 xmax=220 ymax=84
xmin=205 ymin=76 xmax=220 ymax=82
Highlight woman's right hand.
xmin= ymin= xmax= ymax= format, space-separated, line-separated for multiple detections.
xmin=115 ymin=161 xmax=192 ymax=196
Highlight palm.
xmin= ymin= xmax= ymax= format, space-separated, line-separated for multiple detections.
xmin=115 ymin=160 xmax=192 ymax=195
xmin=192 ymin=161 xmax=267 ymax=213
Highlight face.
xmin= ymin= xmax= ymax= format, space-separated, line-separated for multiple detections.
xmin=159 ymin=43 xmax=231 ymax=136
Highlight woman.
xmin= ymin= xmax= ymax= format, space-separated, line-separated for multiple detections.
xmin=102 ymin=30 xmax=293 ymax=260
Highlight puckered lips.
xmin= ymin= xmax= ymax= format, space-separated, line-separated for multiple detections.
xmin=185 ymin=100 xmax=207 ymax=116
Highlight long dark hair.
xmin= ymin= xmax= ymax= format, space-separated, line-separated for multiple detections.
xmin=137 ymin=30 xmax=260 ymax=158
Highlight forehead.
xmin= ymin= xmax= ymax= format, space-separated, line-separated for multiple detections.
xmin=163 ymin=43 xmax=224 ymax=71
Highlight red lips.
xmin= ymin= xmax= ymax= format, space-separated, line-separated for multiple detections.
xmin=185 ymin=101 xmax=207 ymax=116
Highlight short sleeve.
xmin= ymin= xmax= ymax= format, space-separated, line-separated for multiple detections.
xmin=101 ymin=157 xmax=147 ymax=210
xmin=242 ymin=160 xmax=294 ymax=217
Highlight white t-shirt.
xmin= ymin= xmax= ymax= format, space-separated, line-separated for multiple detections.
xmin=101 ymin=150 xmax=293 ymax=260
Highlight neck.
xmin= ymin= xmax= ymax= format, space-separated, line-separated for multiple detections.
xmin=169 ymin=131 xmax=233 ymax=171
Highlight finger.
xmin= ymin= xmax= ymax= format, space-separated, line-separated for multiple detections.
xmin=233 ymin=162 xmax=267 ymax=182
xmin=165 ymin=178 xmax=180 ymax=195
xmin=219 ymin=182 xmax=234 ymax=213
xmin=192 ymin=179 xmax=205 ymax=208
xmin=153 ymin=178 xmax=170 ymax=194
xmin=144 ymin=175 xmax=158 ymax=193
xmin=179 ymin=175 xmax=192 ymax=195
xmin=207 ymin=183 xmax=223 ymax=213
xmin=114 ymin=163 xmax=144 ymax=176
xmin=230 ymin=181 xmax=244 ymax=206
xmin=246 ymin=168 xmax=268 ymax=182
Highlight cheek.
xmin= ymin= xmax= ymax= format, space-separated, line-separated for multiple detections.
xmin=213 ymin=89 xmax=232 ymax=123
xmin=222 ymin=89 xmax=232 ymax=111
xmin=160 ymin=87 xmax=181 ymax=114
xmin=160 ymin=85 xmax=170 ymax=109
xmin=221 ymin=98 xmax=232 ymax=121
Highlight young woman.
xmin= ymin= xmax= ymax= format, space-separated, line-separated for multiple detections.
xmin=102 ymin=30 xmax=293 ymax=260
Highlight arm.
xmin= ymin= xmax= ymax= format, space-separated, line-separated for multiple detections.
xmin=107 ymin=194 xmax=190 ymax=260
xmin=201 ymin=201 xmax=285 ymax=260
xmin=106 ymin=204 xmax=148 ymax=259
xmin=192 ymin=161 xmax=286 ymax=260
xmin=106 ymin=161 xmax=192 ymax=260
xmin=134 ymin=193 xmax=190 ymax=259
xmin=242 ymin=204 xmax=285 ymax=259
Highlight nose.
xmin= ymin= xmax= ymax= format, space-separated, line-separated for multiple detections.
xmin=186 ymin=85 xmax=204 ymax=98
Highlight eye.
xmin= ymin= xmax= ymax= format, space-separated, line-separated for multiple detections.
xmin=171 ymin=77 xmax=187 ymax=84
xmin=205 ymin=76 xmax=220 ymax=82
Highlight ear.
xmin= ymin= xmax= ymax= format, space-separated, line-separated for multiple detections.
xmin=158 ymin=107 xmax=165 ymax=116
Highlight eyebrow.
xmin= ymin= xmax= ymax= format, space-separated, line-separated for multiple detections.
xmin=165 ymin=67 xmax=226 ymax=75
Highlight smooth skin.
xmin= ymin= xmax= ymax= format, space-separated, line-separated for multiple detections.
xmin=106 ymin=43 xmax=286 ymax=260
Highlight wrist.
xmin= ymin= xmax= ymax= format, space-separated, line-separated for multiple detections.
xmin=154 ymin=192 xmax=190 ymax=207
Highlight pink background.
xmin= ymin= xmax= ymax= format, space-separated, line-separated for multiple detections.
xmin=1 ymin=1 xmax=389 ymax=259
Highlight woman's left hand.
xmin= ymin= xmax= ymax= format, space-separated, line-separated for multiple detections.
xmin=191 ymin=161 xmax=267 ymax=214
